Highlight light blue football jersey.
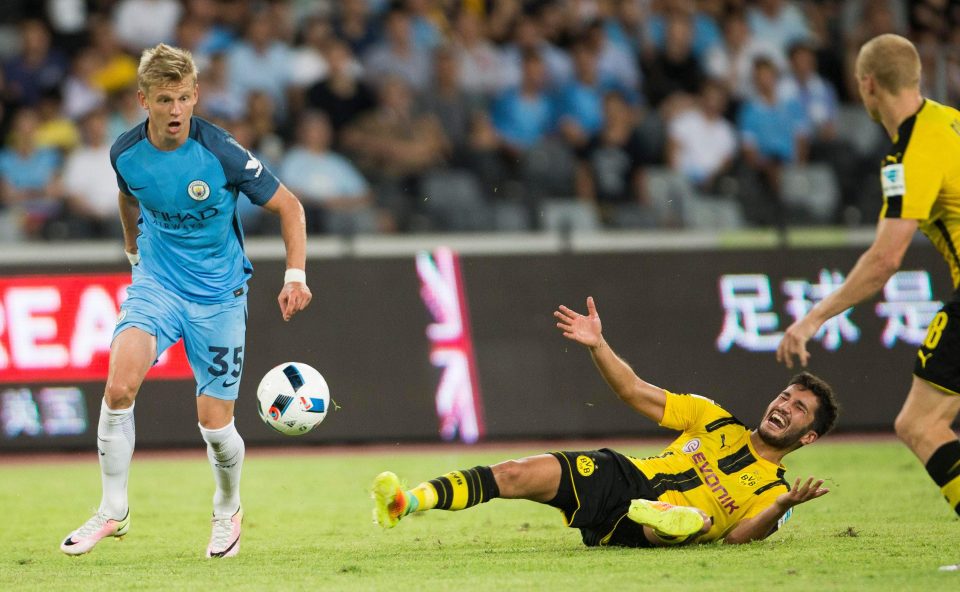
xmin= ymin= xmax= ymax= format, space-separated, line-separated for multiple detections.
xmin=111 ymin=117 xmax=280 ymax=303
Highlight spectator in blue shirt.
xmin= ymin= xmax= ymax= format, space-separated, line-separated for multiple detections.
xmin=738 ymin=57 xmax=809 ymax=165
xmin=227 ymin=12 xmax=293 ymax=112
xmin=490 ymin=50 xmax=556 ymax=155
xmin=557 ymin=39 xmax=636 ymax=153
xmin=778 ymin=41 xmax=860 ymax=223
xmin=777 ymin=42 xmax=839 ymax=141
xmin=280 ymin=111 xmax=387 ymax=234
xmin=0 ymin=108 xmax=63 ymax=237
xmin=737 ymin=56 xmax=809 ymax=226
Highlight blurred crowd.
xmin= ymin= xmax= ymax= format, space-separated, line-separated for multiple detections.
xmin=0 ymin=0 xmax=957 ymax=240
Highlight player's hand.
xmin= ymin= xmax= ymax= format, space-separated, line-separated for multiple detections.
xmin=278 ymin=281 xmax=312 ymax=321
xmin=694 ymin=508 xmax=712 ymax=535
xmin=554 ymin=296 xmax=603 ymax=348
xmin=776 ymin=318 xmax=819 ymax=369
xmin=776 ymin=477 xmax=829 ymax=510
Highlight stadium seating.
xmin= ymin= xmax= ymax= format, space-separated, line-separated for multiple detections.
xmin=781 ymin=164 xmax=840 ymax=224
xmin=541 ymin=200 xmax=602 ymax=233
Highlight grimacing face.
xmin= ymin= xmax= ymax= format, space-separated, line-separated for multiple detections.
xmin=138 ymin=76 xmax=199 ymax=150
xmin=756 ymin=384 xmax=819 ymax=449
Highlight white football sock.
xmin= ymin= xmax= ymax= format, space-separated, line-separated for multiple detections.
xmin=97 ymin=398 xmax=135 ymax=520
xmin=199 ymin=419 xmax=244 ymax=518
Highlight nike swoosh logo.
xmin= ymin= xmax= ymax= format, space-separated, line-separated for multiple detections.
xmin=223 ymin=379 xmax=238 ymax=388
xmin=129 ymin=185 xmax=148 ymax=191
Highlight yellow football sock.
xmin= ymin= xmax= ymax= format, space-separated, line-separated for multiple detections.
xmin=416 ymin=466 xmax=501 ymax=511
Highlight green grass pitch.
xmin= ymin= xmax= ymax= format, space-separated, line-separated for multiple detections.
xmin=1 ymin=439 xmax=959 ymax=591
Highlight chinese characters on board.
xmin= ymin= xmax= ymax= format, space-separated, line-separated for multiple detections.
xmin=1 ymin=387 xmax=88 ymax=438
xmin=717 ymin=271 xmax=941 ymax=352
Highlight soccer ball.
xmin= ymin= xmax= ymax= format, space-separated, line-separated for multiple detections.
xmin=256 ymin=362 xmax=330 ymax=435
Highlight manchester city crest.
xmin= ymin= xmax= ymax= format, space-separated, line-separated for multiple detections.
xmin=188 ymin=180 xmax=211 ymax=201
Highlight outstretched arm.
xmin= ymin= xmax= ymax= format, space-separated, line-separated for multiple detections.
xmin=262 ymin=183 xmax=312 ymax=321
xmin=723 ymin=477 xmax=829 ymax=544
xmin=554 ymin=297 xmax=667 ymax=423
xmin=777 ymin=217 xmax=917 ymax=368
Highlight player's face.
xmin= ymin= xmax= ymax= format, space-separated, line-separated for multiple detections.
xmin=139 ymin=76 xmax=199 ymax=150
xmin=757 ymin=384 xmax=819 ymax=450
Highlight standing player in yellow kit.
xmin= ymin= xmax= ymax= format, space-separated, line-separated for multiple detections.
xmin=778 ymin=33 xmax=960 ymax=520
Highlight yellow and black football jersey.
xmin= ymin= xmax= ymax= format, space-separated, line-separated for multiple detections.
xmin=879 ymin=98 xmax=960 ymax=288
xmin=623 ymin=392 xmax=789 ymax=542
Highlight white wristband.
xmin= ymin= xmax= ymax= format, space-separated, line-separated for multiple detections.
xmin=125 ymin=250 xmax=140 ymax=266
xmin=284 ymin=268 xmax=306 ymax=285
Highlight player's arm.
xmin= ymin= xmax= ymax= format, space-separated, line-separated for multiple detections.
xmin=777 ymin=217 xmax=917 ymax=368
xmin=262 ymin=183 xmax=312 ymax=321
xmin=554 ymin=297 xmax=667 ymax=423
xmin=723 ymin=477 xmax=828 ymax=544
xmin=118 ymin=191 xmax=141 ymax=263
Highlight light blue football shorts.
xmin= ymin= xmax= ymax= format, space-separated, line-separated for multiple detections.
xmin=113 ymin=271 xmax=247 ymax=400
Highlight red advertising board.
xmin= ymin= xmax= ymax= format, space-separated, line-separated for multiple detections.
xmin=0 ymin=273 xmax=192 ymax=383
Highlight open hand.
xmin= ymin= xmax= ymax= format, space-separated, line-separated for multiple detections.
xmin=776 ymin=477 xmax=829 ymax=509
xmin=554 ymin=296 xmax=603 ymax=348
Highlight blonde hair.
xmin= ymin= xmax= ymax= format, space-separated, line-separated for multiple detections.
xmin=137 ymin=43 xmax=198 ymax=93
xmin=856 ymin=34 xmax=921 ymax=93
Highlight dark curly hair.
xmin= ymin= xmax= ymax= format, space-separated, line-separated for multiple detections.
xmin=789 ymin=372 xmax=840 ymax=437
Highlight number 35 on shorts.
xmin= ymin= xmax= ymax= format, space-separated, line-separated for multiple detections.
xmin=207 ymin=345 xmax=244 ymax=389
